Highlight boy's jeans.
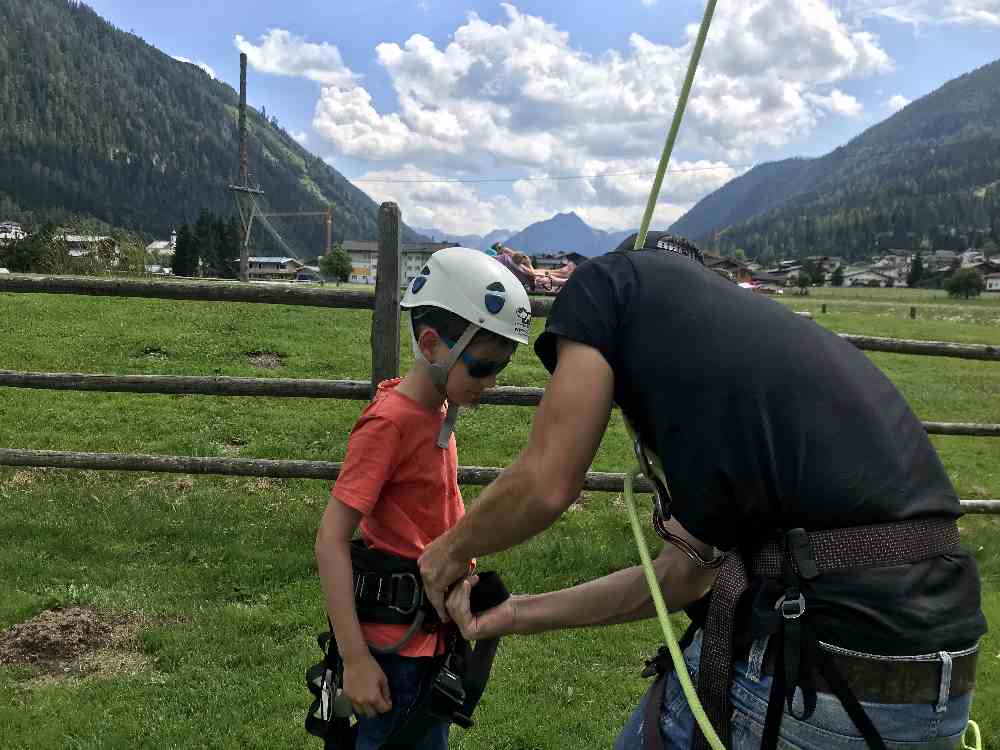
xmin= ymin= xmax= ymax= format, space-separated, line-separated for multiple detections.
xmin=614 ymin=632 xmax=975 ymax=750
xmin=355 ymin=653 xmax=450 ymax=750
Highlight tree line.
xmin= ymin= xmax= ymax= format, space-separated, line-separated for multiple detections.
xmin=172 ymin=210 xmax=241 ymax=278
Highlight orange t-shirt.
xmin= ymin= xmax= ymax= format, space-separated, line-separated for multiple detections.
xmin=331 ymin=378 xmax=465 ymax=657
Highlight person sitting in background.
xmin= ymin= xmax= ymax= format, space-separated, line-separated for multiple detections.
xmin=491 ymin=243 xmax=576 ymax=292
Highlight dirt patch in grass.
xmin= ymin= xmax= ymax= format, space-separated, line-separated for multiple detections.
xmin=247 ymin=350 xmax=284 ymax=368
xmin=0 ymin=607 xmax=176 ymax=681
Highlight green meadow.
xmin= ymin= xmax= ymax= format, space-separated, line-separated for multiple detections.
xmin=0 ymin=285 xmax=998 ymax=748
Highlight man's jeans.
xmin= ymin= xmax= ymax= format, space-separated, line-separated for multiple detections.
xmin=614 ymin=632 xmax=975 ymax=750
xmin=354 ymin=653 xmax=450 ymax=750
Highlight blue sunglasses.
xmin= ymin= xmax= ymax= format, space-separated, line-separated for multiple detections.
xmin=439 ymin=335 xmax=511 ymax=379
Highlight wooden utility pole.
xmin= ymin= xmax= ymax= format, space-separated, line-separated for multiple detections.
xmin=228 ymin=52 xmax=264 ymax=282
xmin=325 ymin=206 xmax=333 ymax=257
xmin=239 ymin=53 xmax=248 ymax=188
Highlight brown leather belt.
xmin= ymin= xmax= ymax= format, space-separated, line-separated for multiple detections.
xmin=757 ymin=644 xmax=978 ymax=705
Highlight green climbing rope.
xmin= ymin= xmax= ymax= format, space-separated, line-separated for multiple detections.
xmin=624 ymin=0 xmax=725 ymax=746
xmin=633 ymin=0 xmax=719 ymax=252
xmin=624 ymin=467 xmax=726 ymax=750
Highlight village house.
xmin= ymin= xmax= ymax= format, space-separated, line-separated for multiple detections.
xmin=0 ymin=221 xmax=26 ymax=246
xmin=704 ymin=254 xmax=753 ymax=283
xmin=145 ymin=230 xmax=177 ymax=263
xmin=843 ymin=269 xmax=897 ymax=287
xmin=924 ymin=250 xmax=959 ymax=270
xmin=238 ymin=256 xmax=305 ymax=281
xmin=986 ymin=273 xmax=1000 ymax=293
xmin=341 ymin=240 xmax=458 ymax=285
xmin=58 ymin=234 xmax=120 ymax=268
xmin=959 ymin=250 xmax=985 ymax=267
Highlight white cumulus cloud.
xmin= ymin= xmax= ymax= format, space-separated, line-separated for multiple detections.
xmin=235 ymin=30 xmax=358 ymax=87
xmin=844 ymin=0 xmax=1000 ymax=26
xmin=886 ymin=94 xmax=911 ymax=112
xmin=354 ymin=165 xmax=549 ymax=235
xmin=173 ymin=56 xmax=215 ymax=79
xmin=241 ymin=1 xmax=897 ymax=233
xmin=805 ymin=88 xmax=864 ymax=116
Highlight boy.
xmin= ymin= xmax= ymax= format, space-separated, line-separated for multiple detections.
xmin=315 ymin=247 xmax=532 ymax=749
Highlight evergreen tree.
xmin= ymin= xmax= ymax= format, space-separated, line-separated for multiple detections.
xmin=906 ymin=253 xmax=924 ymax=287
xmin=171 ymin=224 xmax=198 ymax=276
xmin=831 ymin=265 xmax=844 ymax=287
xmin=221 ymin=217 xmax=241 ymax=279
xmin=193 ymin=209 xmax=216 ymax=278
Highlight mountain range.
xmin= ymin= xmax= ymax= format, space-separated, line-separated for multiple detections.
xmin=0 ymin=0 xmax=421 ymax=260
xmin=418 ymin=212 xmax=635 ymax=256
xmin=670 ymin=58 xmax=1000 ymax=260
xmin=413 ymin=228 xmax=515 ymax=251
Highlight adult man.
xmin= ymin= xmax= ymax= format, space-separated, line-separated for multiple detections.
xmin=418 ymin=232 xmax=984 ymax=749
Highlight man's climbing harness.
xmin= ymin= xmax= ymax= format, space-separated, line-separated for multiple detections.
xmin=305 ymin=540 xmax=510 ymax=748
xmin=621 ymin=0 xmax=982 ymax=747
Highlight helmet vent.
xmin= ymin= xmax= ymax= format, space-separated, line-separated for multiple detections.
xmin=484 ymin=282 xmax=507 ymax=314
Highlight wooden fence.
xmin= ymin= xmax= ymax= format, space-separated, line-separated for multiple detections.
xmin=1 ymin=202 xmax=998 ymax=513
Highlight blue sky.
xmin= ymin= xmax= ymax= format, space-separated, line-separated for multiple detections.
xmin=86 ymin=0 xmax=1000 ymax=234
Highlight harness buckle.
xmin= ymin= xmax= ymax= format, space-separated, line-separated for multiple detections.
xmin=775 ymin=592 xmax=806 ymax=620
xmin=388 ymin=572 xmax=422 ymax=615
xmin=786 ymin=528 xmax=820 ymax=581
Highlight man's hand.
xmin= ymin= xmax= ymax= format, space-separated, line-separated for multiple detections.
xmin=418 ymin=533 xmax=468 ymax=622
xmin=446 ymin=575 xmax=517 ymax=641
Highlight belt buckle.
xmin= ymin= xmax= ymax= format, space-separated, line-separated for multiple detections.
xmin=775 ymin=592 xmax=806 ymax=620
xmin=388 ymin=572 xmax=422 ymax=615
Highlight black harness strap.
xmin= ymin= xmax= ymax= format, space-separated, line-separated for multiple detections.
xmin=814 ymin=648 xmax=888 ymax=750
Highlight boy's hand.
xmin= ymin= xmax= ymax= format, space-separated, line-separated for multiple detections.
xmin=446 ymin=575 xmax=517 ymax=641
xmin=418 ymin=534 xmax=468 ymax=622
xmin=342 ymin=653 xmax=392 ymax=718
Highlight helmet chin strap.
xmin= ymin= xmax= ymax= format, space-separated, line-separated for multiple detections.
xmin=410 ymin=321 xmax=481 ymax=448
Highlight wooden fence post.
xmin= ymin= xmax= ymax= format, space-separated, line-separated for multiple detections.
xmin=910 ymin=306 xmax=916 ymax=319
xmin=821 ymin=304 xmax=827 ymax=314
xmin=371 ymin=203 xmax=401 ymax=393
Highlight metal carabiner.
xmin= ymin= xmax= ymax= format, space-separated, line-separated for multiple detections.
xmin=633 ymin=435 xmax=723 ymax=570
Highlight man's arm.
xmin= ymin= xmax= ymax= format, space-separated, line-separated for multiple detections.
xmin=510 ymin=516 xmax=717 ymax=632
xmin=419 ymin=337 xmax=614 ymax=615
xmin=446 ymin=515 xmax=718 ymax=639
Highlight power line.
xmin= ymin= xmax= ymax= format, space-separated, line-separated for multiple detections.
xmin=351 ymin=163 xmax=754 ymax=185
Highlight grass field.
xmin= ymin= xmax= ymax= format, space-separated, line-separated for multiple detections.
xmin=0 ymin=285 xmax=998 ymax=749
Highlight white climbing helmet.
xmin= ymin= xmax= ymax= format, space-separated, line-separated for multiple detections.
xmin=401 ymin=247 xmax=532 ymax=345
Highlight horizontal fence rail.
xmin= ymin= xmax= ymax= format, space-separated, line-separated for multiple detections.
xmin=838 ymin=334 xmax=1000 ymax=361
xmin=3 ymin=275 xmax=999 ymax=360
xmin=0 ymin=274 xmax=378 ymax=310
xmin=2 ymin=371 xmax=998 ymax=437
xmin=1 ymin=448 xmax=997 ymax=514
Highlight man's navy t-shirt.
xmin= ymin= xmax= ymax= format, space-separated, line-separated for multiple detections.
xmin=534 ymin=249 xmax=985 ymax=655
